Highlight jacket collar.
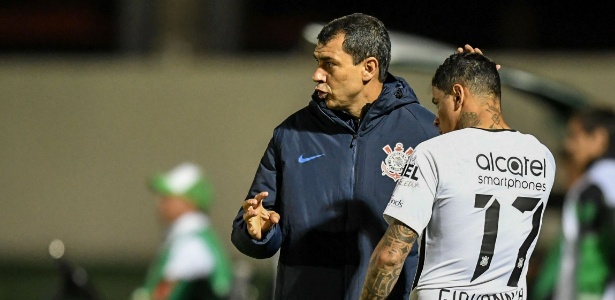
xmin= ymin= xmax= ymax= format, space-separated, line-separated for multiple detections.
xmin=311 ymin=73 xmax=419 ymax=133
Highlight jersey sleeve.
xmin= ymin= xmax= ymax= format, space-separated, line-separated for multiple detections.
xmin=383 ymin=144 xmax=438 ymax=234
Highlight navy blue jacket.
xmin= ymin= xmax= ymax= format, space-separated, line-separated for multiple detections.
xmin=232 ymin=74 xmax=439 ymax=299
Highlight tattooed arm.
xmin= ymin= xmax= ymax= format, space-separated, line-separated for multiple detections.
xmin=360 ymin=219 xmax=418 ymax=300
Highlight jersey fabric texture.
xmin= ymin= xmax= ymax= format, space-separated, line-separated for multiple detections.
xmin=231 ymin=74 xmax=439 ymax=300
xmin=533 ymin=158 xmax=615 ymax=300
xmin=136 ymin=212 xmax=233 ymax=300
xmin=383 ymin=128 xmax=556 ymax=299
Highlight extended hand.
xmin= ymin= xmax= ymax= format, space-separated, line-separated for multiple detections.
xmin=457 ymin=44 xmax=501 ymax=70
xmin=242 ymin=191 xmax=280 ymax=240
xmin=457 ymin=44 xmax=485 ymax=55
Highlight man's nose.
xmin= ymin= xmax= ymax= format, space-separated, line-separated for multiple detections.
xmin=433 ymin=117 xmax=440 ymax=127
xmin=312 ymin=69 xmax=326 ymax=83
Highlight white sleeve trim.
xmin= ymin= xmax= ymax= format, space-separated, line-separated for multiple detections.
xmin=383 ymin=145 xmax=437 ymax=234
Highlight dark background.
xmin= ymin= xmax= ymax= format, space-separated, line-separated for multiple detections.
xmin=1 ymin=0 xmax=613 ymax=53
xmin=245 ymin=0 xmax=614 ymax=51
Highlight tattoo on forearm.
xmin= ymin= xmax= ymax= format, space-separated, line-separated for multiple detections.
xmin=459 ymin=112 xmax=480 ymax=128
xmin=360 ymin=223 xmax=417 ymax=300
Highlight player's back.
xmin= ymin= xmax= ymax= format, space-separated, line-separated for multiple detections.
xmin=386 ymin=128 xmax=556 ymax=299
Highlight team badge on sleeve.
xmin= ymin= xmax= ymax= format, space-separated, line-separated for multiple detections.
xmin=381 ymin=143 xmax=414 ymax=181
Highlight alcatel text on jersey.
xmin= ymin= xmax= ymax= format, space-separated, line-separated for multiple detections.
xmin=475 ymin=152 xmax=548 ymax=192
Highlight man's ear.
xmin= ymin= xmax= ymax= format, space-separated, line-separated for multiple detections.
xmin=593 ymin=127 xmax=609 ymax=156
xmin=452 ymin=84 xmax=465 ymax=110
xmin=362 ymin=57 xmax=379 ymax=81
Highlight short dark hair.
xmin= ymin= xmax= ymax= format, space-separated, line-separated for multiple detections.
xmin=572 ymin=106 xmax=615 ymax=158
xmin=432 ymin=52 xmax=501 ymax=100
xmin=317 ymin=13 xmax=391 ymax=82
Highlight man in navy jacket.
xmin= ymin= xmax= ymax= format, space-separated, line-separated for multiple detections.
xmin=231 ymin=13 xmax=439 ymax=299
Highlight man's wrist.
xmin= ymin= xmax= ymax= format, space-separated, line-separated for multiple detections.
xmin=250 ymin=225 xmax=275 ymax=244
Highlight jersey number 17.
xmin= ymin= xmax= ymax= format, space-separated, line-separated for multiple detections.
xmin=471 ymin=194 xmax=543 ymax=287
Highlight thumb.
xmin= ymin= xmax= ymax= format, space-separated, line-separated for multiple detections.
xmin=269 ymin=211 xmax=281 ymax=224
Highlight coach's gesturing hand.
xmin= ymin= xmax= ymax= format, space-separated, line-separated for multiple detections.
xmin=243 ymin=191 xmax=280 ymax=240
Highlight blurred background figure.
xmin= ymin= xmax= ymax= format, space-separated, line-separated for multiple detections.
xmin=132 ymin=162 xmax=234 ymax=300
xmin=532 ymin=107 xmax=615 ymax=300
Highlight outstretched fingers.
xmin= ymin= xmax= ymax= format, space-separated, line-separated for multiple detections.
xmin=243 ymin=191 xmax=272 ymax=240
xmin=457 ymin=44 xmax=482 ymax=54
xmin=254 ymin=191 xmax=269 ymax=202
xmin=457 ymin=44 xmax=501 ymax=70
xmin=242 ymin=192 xmax=269 ymax=215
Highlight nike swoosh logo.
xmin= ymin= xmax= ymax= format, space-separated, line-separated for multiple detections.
xmin=298 ymin=154 xmax=325 ymax=163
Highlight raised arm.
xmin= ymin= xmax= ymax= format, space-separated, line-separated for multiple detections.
xmin=231 ymin=137 xmax=283 ymax=259
xmin=360 ymin=219 xmax=418 ymax=300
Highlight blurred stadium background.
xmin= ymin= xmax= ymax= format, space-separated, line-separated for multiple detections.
xmin=1 ymin=1 xmax=614 ymax=299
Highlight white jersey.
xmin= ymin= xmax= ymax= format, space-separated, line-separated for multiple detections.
xmin=383 ymin=128 xmax=556 ymax=299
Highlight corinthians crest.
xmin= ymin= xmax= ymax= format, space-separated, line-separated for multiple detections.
xmin=381 ymin=143 xmax=414 ymax=181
